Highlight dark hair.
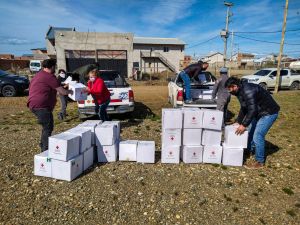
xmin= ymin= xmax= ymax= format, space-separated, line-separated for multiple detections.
xmin=225 ymin=77 xmax=241 ymax=88
xmin=58 ymin=69 xmax=66 ymax=74
xmin=42 ymin=59 xmax=56 ymax=69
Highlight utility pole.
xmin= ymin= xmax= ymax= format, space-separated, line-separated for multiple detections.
xmin=229 ymin=30 xmax=234 ymax=76
xmin=221 ymin=2 xmax=233 ymax=67
xmin=274 ymin=0 xmax=289 ymax=93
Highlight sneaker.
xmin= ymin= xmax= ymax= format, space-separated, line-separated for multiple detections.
xmin=57 ymin=113 xmax=64 ymax=121
xmin=244 ymin=161 xmax=264 ymax=169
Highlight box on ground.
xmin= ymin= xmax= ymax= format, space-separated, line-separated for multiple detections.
xmin=52 ymin=154 xmax=83 ymax=181
xmin=34 ymin=150 xmax=52 ymax=178
xmin=103 ymin=121 xmax=121 ymax=138
xmin=203 ymin=145 xmax=223 ymax=164
xmin=82 ymin=147 xmax=94 ymax=170
xmin=202 ymin=129 xmax=222 ymax=146
xmin=162 ymin=108 xmax=183 ymax=129
xmin=119 ymin=140 xmax=138 ymax=161
xmin=68 ymin=83 xmax=88 ymax=101
xmin=183 ymin=129 xmax=202 ymax=146
xmin=224 ymin=125 xmax=248 ymax=148
xmin=202 ymin=109 xmax=223 ymax=130
xmin=48 ymin=132 xmax=80 ymax=161
xmin=95 ymin=123 xmax=118 ymax=146
xmin=77 ymin=121 xmax=100 ymax=145
xmin=222 ymin=144 xmax=244 ymax=166
xmin=65 ymin=126 xmax=92 ymax=153
xmin=137 ymin=141 xmax=155 ymax=163
xmin=162 ymin=129 xmax=182 ymax=147
xmin=97 ymin=142 xmax=118 ymax=162
xmin=183 ymin=108 xmax=203 ymax=128
xmin=181 ymin=145 xmax=203 ymax=164
xmin=161 ymin=145 xmax=180 ymax=164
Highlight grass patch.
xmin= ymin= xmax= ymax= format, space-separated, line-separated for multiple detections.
xmin=282 ymin=187 xmax=294 ymax=196
xmin=133 ymin=129 xmax=140 ymax=134
xmin=295 ymin=203 xmax=300 ymax=208
xmin=259 ymin=218 xmax=267 ymax=225
xmin=286 ymin=209 xmax=296 ymax=217
xmin=252 ymin=192 xmax=259 ymax=197
xmin=225 ymin=182 xmax=233 ymax=188
xmin=145 ymin=125 xmax=150 ymax=130
xmin=212 ymin=164 xmax=220 ymax=167
xmin=232 ymin=207 xmax=238 ymax=212
xmin=223 ymin=194 xmax=232 ymax=202
xmin=259 ymin=173 xmax=267 ymax=177
xmin=221 ymin=165 xmax=228 ymax=170
xmin=286 ymin=165 xmax=293 ymax=170
xmin=155 ymin=129 xmax=160 ymax=132
xmin=258 ymin=188 xmax=263 ymax=192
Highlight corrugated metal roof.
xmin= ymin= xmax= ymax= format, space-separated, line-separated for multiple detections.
xmin=133 ymin=37 xmax=185 ymax=45
xmin=46 ymin=27 xmax=75 ymax=39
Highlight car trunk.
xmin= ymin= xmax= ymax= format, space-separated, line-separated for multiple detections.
xmin=183 ymin=83 xmax=217 ymax=106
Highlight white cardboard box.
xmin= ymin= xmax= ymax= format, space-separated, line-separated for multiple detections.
xmin=68 ymin=83 xmax=88 ymax=101
xmin=34 ymin=150 xmax=52 ymax=178
xmin=82 ymin=147 xmax=94 ymax=170
xmin=181 ymin=145 xmax=203 ymax=164
xmin=95 ymin=123 xmax=118 ymax=146
xmin=203 ymin=145 xmax=223 ymax=164
xmin=52 ymin=154 xmax=83 ymax=181
xmin=48 ymin=133 xmax=80 ymax=161
xmin=77 ymin=122 xmax=99 ymax=145
xmin=65 ymin=127 xmax=92 ymax=153
xmin=137 ymin=141 xmax=155 ymax=164
xmin=224 ymin=125 xmax=248 ymax=148
xmin=119 ymin=140 xmax=138 ymax=161
xmin=103 ymin=121 xmax=121 ymax=138
xmin=162 ymin=129 xmax=182 ymax=147
xmin=222 ymin=144 xmax=244 ymax=166
xmin=161 ymin=145 xmax=180 ymax=164
xmin=202 ymin=109 xmax=223 ymax=130
xmin=183 ymin=129 xmax=202 ymax=146
xmin=202 ymin=129 xmax=222 ymax=146
xmin=183 ymin=108 xmax=203 ymax=128
xmin=162 ymin=108 xmax=183 ymax=129
xmin=97 ymin=142 xmax=118 ymax=162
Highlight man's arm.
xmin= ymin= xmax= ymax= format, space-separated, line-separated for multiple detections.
xmin=212 ymin=79 xmax=220 ymax=99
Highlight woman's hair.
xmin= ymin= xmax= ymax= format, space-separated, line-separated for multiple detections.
xmin=58 ymin=69 xmax=66 ymax=74
xmin=88 ymin=69 xmax=98 ymax=76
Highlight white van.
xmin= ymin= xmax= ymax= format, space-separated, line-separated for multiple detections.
xmin=29 ymin=60 xmax=42 ymax=73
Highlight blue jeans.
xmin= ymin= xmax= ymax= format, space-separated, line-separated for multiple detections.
xmin=179 ymin=71 xmax=191 ymax=101
xmin=95 ymin=99 xmax=110 ymax=122
xmin=247 ymin=113 xmax=278 ymax=163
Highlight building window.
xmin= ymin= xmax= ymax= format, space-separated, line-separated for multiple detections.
xmin=163 ymin=47 xmax=169 ymax=52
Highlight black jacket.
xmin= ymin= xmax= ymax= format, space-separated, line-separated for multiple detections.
xmin=183 ymin=63 xmax=203 ymax=78
xmin=236 ymin=81 xmax=280 ymax=127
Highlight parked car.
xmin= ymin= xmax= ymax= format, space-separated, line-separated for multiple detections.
xmin=29 ymin=60 xmax=42 ymax=73
xmin=168 ymin=71 xmax=217 ymax=108
xmin=77 ymin=70 xmax=134 ymax=118
xmin=0 ymin=70 xmax=29 ymax=97
xmin=241 ymin=68 xmax=300 ymax=90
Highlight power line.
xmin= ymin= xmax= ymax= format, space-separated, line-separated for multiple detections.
xmin=186 ymin=35 xmax=219 ymax=49
xmin=231 ymin=28 xmax=300 ymax=34
xmin=234 ymin=34 xmax=300 ymax=45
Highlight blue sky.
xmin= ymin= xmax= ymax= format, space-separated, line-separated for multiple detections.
xmin=0 ymin=0 xmax=299 ymax=58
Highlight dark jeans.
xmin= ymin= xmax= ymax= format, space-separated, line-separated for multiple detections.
xmin=95 ymin=99 xmax=110 ymax=122
xmin=32 ymin=108 xmax=54 ymax=152
xmin=58 ymin=94 xmax=68 ymax=118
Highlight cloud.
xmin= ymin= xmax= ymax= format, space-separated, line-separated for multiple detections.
xmin=0 ymin=36 xmax=35 ymax=45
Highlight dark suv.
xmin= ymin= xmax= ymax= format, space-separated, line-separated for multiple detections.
xmin=0 ymin=70 xmax=30 ymax=97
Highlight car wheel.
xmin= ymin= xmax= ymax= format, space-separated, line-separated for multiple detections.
xmin=2 ymin=85 xmax=16 ymax=97
xmin=289 ymin=81 xmax=299 ymax=90
xmin=259 ymin=83 xmax=267 ymax=90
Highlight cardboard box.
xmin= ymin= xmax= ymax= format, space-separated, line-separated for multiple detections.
xmin=183 ymin=129 xmax=202 ymax=146
xmin=95 ymin=123 xmax=117 ymax=146
xmin=68 ymin=83 xmax=87 ymax=101
xmin=119 ymin=140 xmax=138 ymax=161
xmin=34 ymin=150 xmax=52 ymax=178
xmin=181 ymin=145 xmax=203 ymax=164
xmin=224 ymin=125 xmax=248 ymax=148
xmin=162 ymin=108 xmax=183 ymax=129
xmin=183 ymin=108 xmax=203 ymax=128
xmin=202 ymin=129 xmax=222 ymax=146
xmin=103 ymin=121 xmax=121 ymax=138
xmin=203 ymin=145 xmax=223 ymax=164
xmin=161 ymin=145 xmax=180 ymax=164
xmin=49 ymin=133 xmax=80 ymax=161
xmin=82 ymin=147 xmax=94 ymax=171
xmin=52 ymin=154 xmax=83 ymax=181
xmin=77 ymin=122 xmax=99 ymax=145
xmin=97 ymin=142 xmax=118 ymax=162
xmin=222 ymin=144 xmax=244 ymax=166
xmin=202 ymin=109 xmax=223 ymax=130
xmin=65 ymin=127 xmax=92 ymax=153
xmin=162 ymin=129 xmax=182 ymax=147
xmin=137 ymin=141 xmax=155 ymax=164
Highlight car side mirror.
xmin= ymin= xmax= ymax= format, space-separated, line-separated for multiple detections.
xmin=269 ymin=75 xmax=274 ymax=79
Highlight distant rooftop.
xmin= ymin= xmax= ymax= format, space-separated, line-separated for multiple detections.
xmin=133 ymin=37 xmax=185 ymax=45
xmin=46 ymin=26 xmax=75 ymax=39
xmin=31 ymin=47 xmax=47 ymax=51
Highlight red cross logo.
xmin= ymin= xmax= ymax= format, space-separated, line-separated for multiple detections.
xmin=40 ymin=163 xmax=44 ymax=168
xmin=56 ymin=145 xmax=59 ymax=149
xmin=193 ymin=152 xmax=196 ymax=156
xmin=105 ymin=150 xmax=108 ymax=154
xmin=170 ymin=136 xmax=174 ymax=141
xmin=192 ymin=117 xmax=196 ymax=120
xmin=212 ymin=151 xmax=215 ymax=155
xmin=169 ymin=151 xmax=173 ymax=155
xmin=212 ymin=117 xmax=215 ymax=121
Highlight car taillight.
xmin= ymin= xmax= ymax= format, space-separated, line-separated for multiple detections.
xmin=177 ymin=90 xmax=183 ymax=101
xmin=78 ymin=100 xmax=85 ymax=104
xmin=129 ymin=90 xmax=134 ymax=102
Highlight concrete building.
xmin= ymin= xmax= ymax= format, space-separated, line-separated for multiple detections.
xmin=30 ymin=48 xmax=49 ymax=60
xmin=45 ymin=27 xmax=185 ymax=77
xmin=202 ymin=52 xmax=224 ymax=64
xmin=179 ymin=55 xmax=192 ymax=70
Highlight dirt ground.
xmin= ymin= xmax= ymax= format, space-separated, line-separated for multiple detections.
xmin=0 ymin=85 xmax=299 ymax=225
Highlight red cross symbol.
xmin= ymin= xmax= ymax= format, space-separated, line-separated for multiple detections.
xmin=192 ymin=117 xmax=196 ymax=120
xmin=170 ymin=136 xmax=174 ymax=141
xmin=105 ymin=150 xmax=108 ymax=154
xmin=56 ymin=145 xmax=59 ymax=149
xmin=40 ymin=163 xmax=44 ymax=168
xmin=169 ymin=151 xmax=173 ymax=155
xmin=193 ymin=152 xmax=196 ymax=156
xmin=212 ymin=117 xmax=215 ymax=121
xmin=212 ymin=151 xmax=215 ymax=155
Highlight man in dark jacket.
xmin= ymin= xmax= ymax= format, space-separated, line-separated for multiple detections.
xmin=179 ymin=61 xmax=208 ymax=103
xmin=225 ymin=77 xmax=280 ymax=169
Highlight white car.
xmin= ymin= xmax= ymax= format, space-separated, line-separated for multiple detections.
xmin=242 ymin=68 xmax=300 ymax=90
xmin=77 ymin=70 xmax=134 ymax=119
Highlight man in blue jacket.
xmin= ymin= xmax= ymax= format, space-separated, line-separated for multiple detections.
xmin=225 ymin=77 xmax=280 ymax=169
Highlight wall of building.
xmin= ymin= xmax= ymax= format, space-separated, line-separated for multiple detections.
xmin=0 ymin=59 xmax=29 ymax=70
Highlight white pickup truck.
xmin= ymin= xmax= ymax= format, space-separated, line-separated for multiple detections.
xmin=168 ymin=71 xmax=217 ymax=108
xmin=242 ymin=68 xmax=300 ymax=90
xmin=77 ymin=70 xmax=134 ymax=119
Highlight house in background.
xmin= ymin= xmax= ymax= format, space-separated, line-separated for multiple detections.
xmin=232 ymin=53 xmax=255 ymax=69
xmin=202 ymin=52 xmax=224 ymax=65
xmin=0 ymin=54 xmax=14 ymax=60
xmin=30 ymin=48 xmax=49 ymax=60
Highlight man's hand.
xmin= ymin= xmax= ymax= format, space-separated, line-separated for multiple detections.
xmin=235 ymin=124 xmax=246 ymax=135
